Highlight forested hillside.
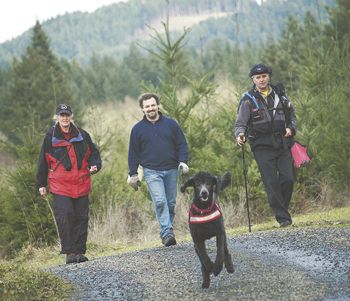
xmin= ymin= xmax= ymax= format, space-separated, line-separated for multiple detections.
xmin=0 ymin=0 xmax=349 ymax=259
xmin=0 ymin=0 xmax=334 ymax=67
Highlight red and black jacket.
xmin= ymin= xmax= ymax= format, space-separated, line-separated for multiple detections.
xmin=37 ymin=122 xmax=102 ymax=198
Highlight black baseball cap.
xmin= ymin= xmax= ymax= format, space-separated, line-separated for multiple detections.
xmin=249 ymin=64 xmax=272 ymax=77
xmin=56 ymin=104 xmax=72 ymax=116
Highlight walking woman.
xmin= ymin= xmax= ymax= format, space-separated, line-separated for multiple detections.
xmin=37 ymin=104 xmax=102 ymax=264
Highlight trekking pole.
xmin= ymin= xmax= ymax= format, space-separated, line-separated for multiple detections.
xmin=240 ymin=142 xmax=252 ymax=233
xmin=44 ymin=195 xmax=60 ymax=239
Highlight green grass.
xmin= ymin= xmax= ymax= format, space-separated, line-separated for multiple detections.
xmin=1 ymin=205 xmax=349 ymax=300
xmin=0 ymin=261 xmax=73 ymax=301
xmin=227 ymin=205 xmax=350 ymax=236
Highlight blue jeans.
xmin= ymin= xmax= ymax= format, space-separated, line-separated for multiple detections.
xmin=143 ymin=168 xmax=179 ymax=239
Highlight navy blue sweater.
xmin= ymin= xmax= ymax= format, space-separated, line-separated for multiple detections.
xmin=128 ymin=113 xmax=188 ymax=175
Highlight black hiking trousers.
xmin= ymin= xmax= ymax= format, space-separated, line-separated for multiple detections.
xmin=253 ymin=147 xmax=294 ymax=225
xmin=52 ymin=194 xmax=89 ymax=254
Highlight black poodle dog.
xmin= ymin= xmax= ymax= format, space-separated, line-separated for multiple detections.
xmin=181 ymin=171 xmax=234 ymax=288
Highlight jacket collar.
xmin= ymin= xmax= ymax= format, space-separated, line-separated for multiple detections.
xmin=52 ymin=122 xmax=83 ymax=146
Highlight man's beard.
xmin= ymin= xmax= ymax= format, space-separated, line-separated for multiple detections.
xmin=146 ymin=111 xmax=158 ymax=120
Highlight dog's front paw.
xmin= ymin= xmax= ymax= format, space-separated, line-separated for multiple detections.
xmin=225 ymin=257 xmax=235 ymax=274
xmin=226 ymin=262 xmax=235 ymax=273
xmin=213 ymin=261 xmax=223 ymax=276
xmin=201 ymin=264 xmax=211 ymax=288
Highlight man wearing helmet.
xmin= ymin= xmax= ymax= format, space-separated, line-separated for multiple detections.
xmin=235 ymin=64 xmax=297 ymax=227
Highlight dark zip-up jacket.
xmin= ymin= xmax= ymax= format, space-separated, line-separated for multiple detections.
xmin=128 ymin=113 xmax=188 ymax=176
xmin=37 ymin=123 xmax=102 ymax=198
xmin=235 ymin=85 xmax=297 ymax=151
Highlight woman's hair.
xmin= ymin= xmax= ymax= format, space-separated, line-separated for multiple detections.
xmin=53 ymin=114 xmax=74 ymax=124
xmin=138 ymin=93 xmax=160 ymax=108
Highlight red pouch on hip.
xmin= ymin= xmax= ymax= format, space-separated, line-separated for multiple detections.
xmin=291 ymin=141 xmax=311 ymax=168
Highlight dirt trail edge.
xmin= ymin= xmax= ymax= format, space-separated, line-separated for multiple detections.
xmin=50 ymin=227 xmax=350 ymax=301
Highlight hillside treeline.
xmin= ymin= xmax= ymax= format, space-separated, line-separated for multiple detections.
xmin=0 ymin=0 xmax=349 ymax=256
xmin=0 ymin=0 xmax=334 ymax=67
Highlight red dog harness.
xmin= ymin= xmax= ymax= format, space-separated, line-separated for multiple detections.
xmin=188 ymin=200 xmax=222 ymax=224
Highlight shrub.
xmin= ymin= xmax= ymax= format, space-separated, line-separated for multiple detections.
xmin=0 ymin=261 xmax=72 ymax=301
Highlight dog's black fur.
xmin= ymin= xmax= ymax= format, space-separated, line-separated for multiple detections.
xmin=181 ymin=171 xmax=234 ymax=288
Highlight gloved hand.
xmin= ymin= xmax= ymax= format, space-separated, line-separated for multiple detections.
xmin=178 ymin=162 xmax=189 ymax=174
xmin=127 ymin=174 xmax=141 ymax=191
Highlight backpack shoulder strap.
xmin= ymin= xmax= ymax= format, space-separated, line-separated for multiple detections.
xmin=273 ymin=83 xmax=292 ymax=125
xmin=243 ymin=92 xmax=260 ymax=109
xmin=237 ymin=91 xmax=260 ymax=113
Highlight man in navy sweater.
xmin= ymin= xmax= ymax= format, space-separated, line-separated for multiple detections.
xmin=128 ymin=93 xmax=189 ymax=246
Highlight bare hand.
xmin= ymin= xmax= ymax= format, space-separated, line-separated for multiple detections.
xmin=39 ymin=187 xmax=47 ymax=197
xmin=89 ymin=165 xmax=98 ymax=174
xmin=236 ymin=133 xmax=246 ymax=146
xmin=284 ymin=128 xmax=292 ymax=137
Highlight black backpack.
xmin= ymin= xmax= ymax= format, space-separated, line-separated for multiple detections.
xmin=238 ymin=83 xmax=292 ymax=125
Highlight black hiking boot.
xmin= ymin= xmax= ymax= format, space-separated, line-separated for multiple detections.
xmin=76 ymin=254 xmax=89 ymax=263
xmin=66 ymin=254 xmax=76 ymax=264
xmin=162 ymin=235 xmax=177 ymax=247
xmin=279 ymin=220 xmax=292 ymax=227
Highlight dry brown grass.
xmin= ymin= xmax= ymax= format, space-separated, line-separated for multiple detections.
xmin=0 ymin=151 xmax=15 ymax=167
xmin=88 ymin=188 xmax=259 ymax=247
xmin=292 ymin=180 xmax=350 ymax=214
xmin=84 ymin=97 xmax=143 ymax=139
xmin=89 ymin=202 xmax=160 ymax=246
xmin=88 ymin=192 xmax=191 ymax=247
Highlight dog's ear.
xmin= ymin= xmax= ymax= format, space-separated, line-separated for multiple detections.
xmin=180 ymin=177 xmax=194 ymax=193
xmin=220 ymin=172 xmax=232 ymax=191
xmin=214 ymin=172 xmax=232 ymax=193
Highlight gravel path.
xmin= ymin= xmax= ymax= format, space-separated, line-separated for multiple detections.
xmin=50 ymin=227 xmax=350 ymax=301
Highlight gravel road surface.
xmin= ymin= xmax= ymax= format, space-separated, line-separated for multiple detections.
xmin=50 ymin=227 xmax=350 ymax=301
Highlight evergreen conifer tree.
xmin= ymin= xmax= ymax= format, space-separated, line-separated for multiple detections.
xmin=325 ymin=0 xmax=350 ymax=46
xmin=0 ymin=22 xmax=75 ymax=255
xmin=0 ymin=21 xmax=74 ymax=143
